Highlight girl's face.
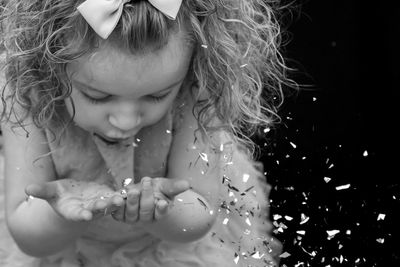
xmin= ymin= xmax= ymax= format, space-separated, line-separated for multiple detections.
xmin=66 ymin=31 xmax=193 ymax=142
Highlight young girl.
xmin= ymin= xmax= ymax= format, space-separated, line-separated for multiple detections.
xmin=0 ymin=0 xmax=288 ymax=266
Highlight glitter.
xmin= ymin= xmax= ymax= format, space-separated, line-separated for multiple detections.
xmin=199 ymin=152 xmax=209 ymax=162
xmin=219 ymin=143 xmax=224 ymax=151
xmin=376 ymin=238 xmax=385 ymax=243
xmin=122 ymin=177 xmax=133 ymax=187
xmin=26 ymin=195 xmax=35 ymax=201
xmin=229 ymin=191 xmax=235 ymax=198
xmin=336 ymin=184 xmax=351 ymax=190
xmin=273 ymin=214 xmax=282 ymax=220
xmin=197 ymin=198 xmax=208 ymax=209
xmin=234 ymin=253 xmax=240 ymax=264
xmin=177 ymin=198 xmax=183 ymax=202
xmin=346 ymin=230 xmax=351 ymax=235
xmin=313 ymin=97 xmax=317 ymax=101
xmin=182 ymin=228 xmax=187 ymax=232
xmin=166 ymin=129 xmax=171 ymax=134
xmin=328 ymin=163 xmax=334 ymax=169
xmin=284 ymin=215 xmax=293 ymax=221
xmin=279 ymin=252 xmax=291 ymax=258
xmin=209 ymin=210 xmax=214 ymax=215
xmin=377 ymin=213 xmax=386 ymax=220
xmin=324 ymin=177 xmax=331 ymax=183
xmin=300 ymin=213 xmax=309 ymax=224
xmin=263 ymin=127 xmax=271 ymax=133
xmin=296 ymin=230 xmax=306 ymax=235
xmin=245 ymin=217 xmax=252 ymax=226
xmin=327 ymin=229 xmax=340 ymax=239
xmin=251 ymin=251 xmax=264 ymax=259
xmin=242 ymin=173 xmax=250 ymax=183
xmin=290 ymin=142 xmax=297 ymax=148
xmin=201 ymin=44 xmax=208 ymax=48
xmin=363 ymin=150 xmax=368 ymax=157
xmin=120 ymin=189 xmax=127 ymax=196
xmin=222 ymin=218 xmax=229 ymax=225
xmin=240 ymin=64 xmax=248 ymax=68
xmin=243 ymin=229 xmax=251 ymax=235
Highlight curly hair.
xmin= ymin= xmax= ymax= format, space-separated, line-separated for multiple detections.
xmin=1 ymin=0 xmax=292 ymax=153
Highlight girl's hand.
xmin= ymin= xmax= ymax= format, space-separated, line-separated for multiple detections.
xmin=112 ymin=177 xmax=190 ymax=224
xmin=25 ymin=179 xmax=125 ymax=221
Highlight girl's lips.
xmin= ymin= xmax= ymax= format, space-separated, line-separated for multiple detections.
xmin=93 ymin=133 xmax=131 ymax=145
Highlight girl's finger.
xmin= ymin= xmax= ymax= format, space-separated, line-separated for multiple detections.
xmin=125 ymin=188 xmax=140 ymax=223
xmin=110 ymin=194 xmax=125 ymax=207
xmin=139 ymin=177 xmax=155 ymax=222
xmin=159 ymin=179 xmax=190 ymax=199
xmin=77 ymin=208 xmax=93 ymax=221
xmin=154 ymin=199 xmax=169 ymax=220
xmin=92 ymin=199 xmax=108 ymax=211
xmin=25 ymin=183 xmax=57 ymax=200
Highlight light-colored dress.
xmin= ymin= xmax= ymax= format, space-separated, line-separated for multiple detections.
xmin=0 ymin=92 xmax=281 ymax=267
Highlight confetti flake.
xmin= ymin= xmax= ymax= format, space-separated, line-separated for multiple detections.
xmin=296 ymin=230 xmax=306 ymax=235
xmin=336 ymin=184 xmax=351 ymax=190
xmin=199 ymin=152 xmax=209 ymax=162
xmin=377 ymin=213 xmax=386 ymax=221
xmin=376 ymin=238 xmax=385 ymax=244
xmin=363 ymin=150 xmax=368 ymax=157
xmin=290 ymin=142 xmax=297 ymax=148
xmin=279 ymin=252 xmax=291 ymax=258
xmin=222 ymin=218 xmax=229 ymax=225
xmin=250 ymin=251 xmax=264 ymax=259
xmin=245 ymin=217 xmax=252 ymax=226
xmin=263 ymin=127 xmax=271 ymax=133
xmin=300 ymin=213 xmax=309 ymax=224
xmin=284 ymin=215 xmax=293 ymax=221
xmin=122 ymin=177 xmax=133 ymax=187
xmin=201 ymin=44 xmax=208 ymax=48
xmin=242 ymin=173 xmax=250 ymax=183
xmin=327 ymin=229 xmax=340 ymax=239
xmin=324 ymin=177 xmax=332 ymax=183
xmin=234 ymin=253 xmax=240 ymax=264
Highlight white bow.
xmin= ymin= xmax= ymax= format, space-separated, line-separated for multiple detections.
xmin=77 ymin=0 xmax=183 ymax=39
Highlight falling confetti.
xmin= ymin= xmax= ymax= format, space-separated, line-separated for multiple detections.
xmin=335 ymin=184 xmax=351 ymax=190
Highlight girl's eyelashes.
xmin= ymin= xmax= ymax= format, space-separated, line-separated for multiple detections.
xmin=147 ymin=92 xmax=170 ymax=103
xmin=79 ymin=90 xmax=112 ymax=104
xmin=77 ymin=87 xmax=171 ymax=104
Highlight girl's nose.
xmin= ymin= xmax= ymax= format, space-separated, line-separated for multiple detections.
xmin=108 ymin=105 xmax=141 ymax=131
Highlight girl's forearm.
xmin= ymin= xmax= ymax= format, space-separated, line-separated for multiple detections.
xmin=142 ymin=189 xmax=217 ymax=242
xmin=7 ymin=198 xmax=89 ymax=257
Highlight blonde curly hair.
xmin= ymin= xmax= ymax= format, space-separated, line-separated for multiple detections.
xmin=1 ymin=0 xmax=292 ymax=152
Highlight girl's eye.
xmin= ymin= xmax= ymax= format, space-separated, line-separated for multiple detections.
xmin=81 ymin=91 xmax=111 ymax=104
xmin=147 ymin=92 xmax=170 ymax=103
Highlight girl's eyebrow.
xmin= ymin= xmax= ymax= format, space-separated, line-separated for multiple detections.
xmin=71 ymin=79 xmax=185 ymax=95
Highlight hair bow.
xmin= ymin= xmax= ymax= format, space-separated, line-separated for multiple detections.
xmin=77 ymin=0 xmax=183 ymax=39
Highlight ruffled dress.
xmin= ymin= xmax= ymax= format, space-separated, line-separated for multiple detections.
xmin=0 ymin=92 xmax=281 ymax=267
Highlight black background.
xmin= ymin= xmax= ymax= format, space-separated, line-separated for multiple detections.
xmin=260 ymin=0 xmax=399 ymax=266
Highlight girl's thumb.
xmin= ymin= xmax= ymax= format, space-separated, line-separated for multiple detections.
xmin=25 ymin=183 xmax=57 ymax=200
